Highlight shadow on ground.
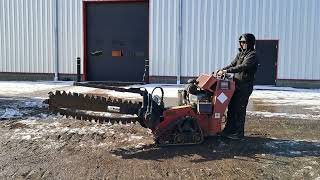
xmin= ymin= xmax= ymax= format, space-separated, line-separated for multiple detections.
xmin=111 ymin=136 xmax=320 ymax=163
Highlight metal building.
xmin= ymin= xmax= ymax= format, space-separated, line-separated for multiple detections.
xmin=0 ymin=0 xmax=82 ymax=80
xmin=0 ymin=0 xmax=319 ymax=88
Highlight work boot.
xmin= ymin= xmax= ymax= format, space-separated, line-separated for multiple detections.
xmin=225 ymin=131 xmax=244 ymax=140
xmin=218 ymin=126 xmax=234 ymax=137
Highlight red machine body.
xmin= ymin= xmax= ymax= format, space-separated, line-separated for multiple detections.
xmin=150 ymin=74 xmax=235 ymax=145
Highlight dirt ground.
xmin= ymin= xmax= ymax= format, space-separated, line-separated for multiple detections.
xmin=0 ymin=89 xmax=319 ymax=180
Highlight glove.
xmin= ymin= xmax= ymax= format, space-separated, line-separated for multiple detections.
xmin=217 ymin=70 xmax=227 ymax=76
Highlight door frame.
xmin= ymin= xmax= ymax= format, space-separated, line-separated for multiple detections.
xmin=255 ymin=39 xmax=279 ymax=84
xmin=82 ymin=0 xmax=150 ymax=81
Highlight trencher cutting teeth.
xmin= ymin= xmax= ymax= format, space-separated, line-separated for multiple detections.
xmin=46 ymin=90 xmax=142 ymax=124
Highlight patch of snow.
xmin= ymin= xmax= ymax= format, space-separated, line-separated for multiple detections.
xmin=25 ymin=114 xmax=53 ymax=121
xmin=254 ymin=85 xmax=320 ymax=92
xmin=144 ymin=86 xmax=183 ymax=98
xmin=88 ymin=126 xmax=107 ymax=134
xmin=63 ymin=86 xmax=102 ymax=94
xmin=135 ymin=142 xmax=146 ymax=148
xmin=119 ymin=114 xmax=138 ymax=118
xmin=304 ymin=107 xmax=320 ymax=111
xmin=19 ymin=119 xmax=38 ymax=125
xmin=39 ymin=113 xmax=48 ymax=118
xmin=20 ymin=101 xmax=44 ymax=108
xmin=268 ymin=137 xmax=320 ymax=144
xmin=9 ymin=120 xmax=120 ymax=145
xmin=130 ymin=84 xmax=185 ymax=98
xmin=105 ymin=91 xmax=141 ymax=99
xmin=247 ymin=111 xmax=320 ymax=120
xmin=0 ymin=81 xmax=73 ymax=95
xmin=106 ymin=84 xmax=184 ymax=98
xmin=96 ymin=143 xmax=112 ymax=147
xmin=10 ymin=130 xmax=42 ymax=141
xmin=21 ymin=135 xmax=32 ymax=140
xmin=0 ymin=108 xmax=23 ymax=119
xmin=303 ymin=166 xmax=313 ymax=170
xmin=128 ymin=135 xmax=143 ymax=141
xmin=51 ymin=121 xmax=62 ymax=126
xmin=251 ymin=90 xmax=320 ymax=107
xmin=289 ymin=151 xmax=302 ymax=155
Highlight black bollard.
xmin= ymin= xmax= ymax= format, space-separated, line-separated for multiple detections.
xmin=77 ymin=57 xmax=81 ymax=82
xmin=143 ymin=59 xmax=149 ymax=83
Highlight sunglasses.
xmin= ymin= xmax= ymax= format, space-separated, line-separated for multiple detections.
xmin=239 ymin=41 xmax=247 ymax=44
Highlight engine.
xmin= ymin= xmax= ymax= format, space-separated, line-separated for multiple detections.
xmin=178 ymin=78 xmax=215 ymax=114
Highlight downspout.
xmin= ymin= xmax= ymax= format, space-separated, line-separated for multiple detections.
xmin=177 ymin=0 xmax=183 ymax=84
xmin=54 ymin=0 xmax=59 ymax=81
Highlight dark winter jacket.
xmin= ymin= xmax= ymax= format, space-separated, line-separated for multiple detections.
xmin=222 ymin=34 xmax=259 ymax=84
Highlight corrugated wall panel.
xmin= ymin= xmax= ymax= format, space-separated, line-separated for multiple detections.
xmin=57 ymin=0 xmax=83 ymax=74
xmin=0 ymin=0 xmax=83 ymax=74
xmin=0 ymin=0 xmax=319 ymax=80
xmin=150 ymin=0 xmax=320 ymax=80
xmin=0 ymin=0 xmax=56 ymax=73
xmin=181 ymin=0 xmax=241 ymax=76
xmin=150 ymin=0 xmax=179 ymax=76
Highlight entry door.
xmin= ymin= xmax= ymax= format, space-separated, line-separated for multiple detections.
xmin=254 ymin=40 xmax=278 ymax=85
xmin=86 ymin=2 xmax=148 ymax=82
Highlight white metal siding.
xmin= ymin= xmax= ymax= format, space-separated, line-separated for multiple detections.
xmin=0 ymin=0 xmax=56 ymax=73
xmin=150 ymin=0 xmax=320 ymax=80
xmin=0 ymin=0 xmax=319 ymax=81
xmin=149 ymin=0 xmax=179 ymax=76
xmin=0 ymin=0 xmax=83 ymax=74
xmin=57 ymin=0 xmax=83 ymax=74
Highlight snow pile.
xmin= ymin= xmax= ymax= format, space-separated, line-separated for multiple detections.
xmin=104 ymin=91 xmax=142 ymax=99
xmin=20 ymin=100 xmax=45 ymax=108
xmin=60 ymin=86 xmax=104 ymax=94
xmin=106 ymin=84 xmax=185 ymax=99
xmin=251 ymin=89 xmax=320 ymax=107
xmin=247 ymin=111 xmax=320 ymax=120
xmin=127 ymin=135 xmax=143 ymax=141
xmin=0 ymin=98 xmax=46 ymax=120
xmin=141 ymin=84 xmax=184 ymax=98
xmin=4 ymin=119 xmax=148 ymax=149
xmin=0 ymin=81 xmax=73 ymax=96
xmin=254 ymin=85 xmax=320 ymax=92
xmin=249 ymin=88 xmax=320 ymax=119
xmin=0 ymin=108 xmax=23 ymax=119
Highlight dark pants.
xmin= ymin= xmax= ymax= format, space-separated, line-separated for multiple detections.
xmin=224 ymin=82 xmax=253 ymax=135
